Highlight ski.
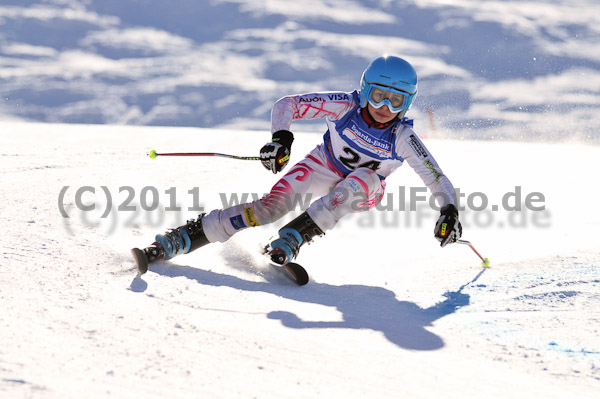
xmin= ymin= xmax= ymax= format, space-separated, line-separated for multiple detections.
xmin=270 ymin=261 xmax=309 ymax=286
xmin=131 ymin=247 xmax=149 ymax=274
xmin=131 ymin=243 xmax=309 ymax=286
xmin=131 ymin=243 xmax=165 ymax=275
xmin=260 ymin=244 xmax=309 ymax=286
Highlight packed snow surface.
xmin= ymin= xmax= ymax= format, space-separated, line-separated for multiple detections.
xmin=1 ymin=121 xmax=599 ymax=398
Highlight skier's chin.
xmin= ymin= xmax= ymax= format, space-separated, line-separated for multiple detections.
xmin=373 ymin=110 xmax=397 ymax=123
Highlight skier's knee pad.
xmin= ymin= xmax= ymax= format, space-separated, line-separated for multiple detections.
xmin=345 ymin=168 xmax=381 ymax=198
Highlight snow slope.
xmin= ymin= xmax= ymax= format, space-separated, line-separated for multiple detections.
xmin=1 ymin=121 xmax=599 ymax=398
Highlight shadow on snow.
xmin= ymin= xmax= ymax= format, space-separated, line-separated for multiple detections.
xmin=130 ymin=259 xmax=485 ymax=351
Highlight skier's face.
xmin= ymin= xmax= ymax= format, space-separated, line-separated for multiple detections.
xmin=367 ymin=103 xmax=399 ymax=123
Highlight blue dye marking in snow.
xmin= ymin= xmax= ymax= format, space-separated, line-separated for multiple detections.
xmin=3 ymin=379 xmax=27 ymax=384
xmin=546 ymin=342 xmax=600 ymax=358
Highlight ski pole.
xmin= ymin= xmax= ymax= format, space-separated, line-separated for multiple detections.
xmin=456 ymin=239 xmax=490 ymax=267
xmin=148 ymin=150 xmax=260 ymax=161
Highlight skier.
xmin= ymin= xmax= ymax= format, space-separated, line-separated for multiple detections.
xmin=132 ymin=55 xmax=462 ymax=270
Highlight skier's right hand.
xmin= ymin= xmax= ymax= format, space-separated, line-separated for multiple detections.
xmin=260 ymin=130 xmax=294 ymax=174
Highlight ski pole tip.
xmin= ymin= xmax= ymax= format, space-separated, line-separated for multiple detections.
xmin=482 ymin=258 xmax=491 ymax=267
xmin=148 ymin=150 xmax=157 ymax=159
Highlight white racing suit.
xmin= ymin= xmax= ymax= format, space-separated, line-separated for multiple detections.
xmin=202 ymin=90 xmax=457 ymax=243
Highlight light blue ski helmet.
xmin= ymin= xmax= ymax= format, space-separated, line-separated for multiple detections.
xmin=359 ymin=55 xmax=418 ymax=112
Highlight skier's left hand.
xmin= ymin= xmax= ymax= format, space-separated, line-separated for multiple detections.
xmin=434 ymin=204 xmax=462 ymax=247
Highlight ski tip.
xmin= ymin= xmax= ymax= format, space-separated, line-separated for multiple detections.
xmin=131 ymin=247 xmax=149 ymax=274
xmin=284 ymin=262 xmax=309 ymax=286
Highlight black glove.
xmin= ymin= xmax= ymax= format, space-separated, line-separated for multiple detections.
xmin=434 ymin=204 xmax=462 ymax=247
xmin=260 ymin=130 xmax=294 ymax=174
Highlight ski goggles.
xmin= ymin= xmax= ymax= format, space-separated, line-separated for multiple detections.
xmin=367 ymin=84 xmax=411 ymax=113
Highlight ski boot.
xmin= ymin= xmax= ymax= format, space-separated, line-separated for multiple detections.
xmin=131 ymin=214 xmax=209 ymax=274
xmin=269 ymin=211 xmax=324 ymax=265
